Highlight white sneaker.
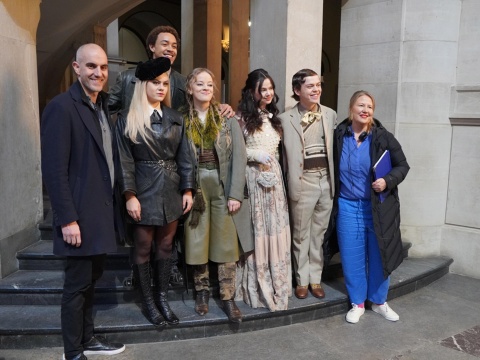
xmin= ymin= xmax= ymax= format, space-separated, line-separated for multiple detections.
xmin=371 ymin=302 xmax=399 ymax=321
xmin=345 ymin=303 xmax=365 ymax=323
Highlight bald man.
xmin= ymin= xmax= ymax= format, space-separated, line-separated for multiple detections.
xmin=41 ymin=43 xmax=125 ymax=360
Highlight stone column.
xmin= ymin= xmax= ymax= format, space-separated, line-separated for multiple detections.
xmin=0 ymin=0 xmax=43 ymax=278
xmin=193 ymin=0 xmax=222 ymax=100
xmin=250 ymin=0 xmax=324 ymax=112
xmin=228 ymin=0 xmax=249 ymax=111
xmin=181 ymin=0 xmax=194 ymax=76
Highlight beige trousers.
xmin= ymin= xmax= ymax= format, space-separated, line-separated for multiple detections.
xmin=289 ymin=170 xmax=333 ymax=285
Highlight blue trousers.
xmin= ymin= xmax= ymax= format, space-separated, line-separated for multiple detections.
xmin=336 ymin=197 xmax=389 ymax=305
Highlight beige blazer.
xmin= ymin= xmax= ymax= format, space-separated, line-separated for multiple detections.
xmin=279 ymin=103 xmax=337 ymax=202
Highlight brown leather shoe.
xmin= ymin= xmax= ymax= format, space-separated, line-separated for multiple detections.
xmin=295 ymin=285 xmax=309 ymax=299
xmin=310 ymin=283 xmax=325 ymax=299
xmin=222 ymin=299 xmax=242 ymax=323
xmin=195 ymin=289 xmax=209 ymax=316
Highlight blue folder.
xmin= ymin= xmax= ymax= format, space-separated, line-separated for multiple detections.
xmin=373 ymin=150 xmax=392 ymax=203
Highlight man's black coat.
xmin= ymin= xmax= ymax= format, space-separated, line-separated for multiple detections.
xmin=41 ymin=81 xmax=118 ymax=256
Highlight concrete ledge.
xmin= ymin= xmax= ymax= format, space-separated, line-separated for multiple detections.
xmin=0 ymin=225 xmax=39 ymax=279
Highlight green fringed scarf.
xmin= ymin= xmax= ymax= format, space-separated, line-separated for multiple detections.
xmin=184 ymin=106 xmax=223 ymax=153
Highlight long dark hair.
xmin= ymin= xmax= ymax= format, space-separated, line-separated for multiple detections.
xmin=238 ymin=69 xmax=282 ymax=136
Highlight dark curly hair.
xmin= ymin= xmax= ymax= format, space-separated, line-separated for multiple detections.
xmin=145 ymin=25 xmax=180 ymax=59
xmin=238 ymin=69 xmax=282 ymax=136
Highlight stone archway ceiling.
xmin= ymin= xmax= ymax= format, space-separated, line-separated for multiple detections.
xmin=121 ymin=11 xmax=173 ymax=49
xmin=36 ymin=0 xmax=181 ymax=111
xmin=36 ymin=0 xmax=146 ymax=109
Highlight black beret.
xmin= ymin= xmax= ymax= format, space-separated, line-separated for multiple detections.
xmin=135 ymin=57 xmax=171 ymax=81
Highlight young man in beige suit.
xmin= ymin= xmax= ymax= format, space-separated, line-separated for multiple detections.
xmin=279 ymin=69 xmax=337 ymax=299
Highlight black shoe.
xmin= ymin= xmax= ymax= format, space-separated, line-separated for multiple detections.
xmin=63 ymin=353 xmax=87 ymax=360
xmin=83 ymin=335 xmax=125 ymax=356
xmin=222 ymin=299 xmax=242 ymax=323
xmin=169 ymin=264 xmax=184 ymax=287
xmin=195 ymin=289 xmax=209 ymax=316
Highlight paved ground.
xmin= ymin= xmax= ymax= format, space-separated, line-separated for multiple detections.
xmin=2 ymin=273 xmax=480 ymax=360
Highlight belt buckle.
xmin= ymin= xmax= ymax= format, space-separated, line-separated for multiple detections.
xmin=200 ymin=162 xmax=217 ymax=170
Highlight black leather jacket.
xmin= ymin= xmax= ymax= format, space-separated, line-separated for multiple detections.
xmin=115 ymin=106 xmax=195 ymax=226
xmin=108 ymin=68 xmax=187 ymax=114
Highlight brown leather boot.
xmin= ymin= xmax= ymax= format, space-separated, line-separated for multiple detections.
xmin=195 ymin=290 xmax=209 ymax=316
xmin=222 ymin=299 xmax=242 ymax=323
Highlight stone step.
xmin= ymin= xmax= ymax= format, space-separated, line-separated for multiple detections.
xmin=0 ymin=256 xmax=453 ymax=349
xmin=0 ymin=268 xmax=201 ymax=306
xmin=17 ymin=240 xmax=131 ymax=271
xmin=18 ymin=239 xmax=413 ymax=272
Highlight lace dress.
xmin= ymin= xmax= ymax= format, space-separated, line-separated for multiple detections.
xmin=235 ymin=114 xmax=292 ymax=311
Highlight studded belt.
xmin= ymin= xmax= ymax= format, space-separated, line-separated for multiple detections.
xmin=137 ymin=159 xmax=177 ymax=172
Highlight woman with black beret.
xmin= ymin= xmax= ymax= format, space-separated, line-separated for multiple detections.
xmin=115 ymin=57 xmax=195 ymax=326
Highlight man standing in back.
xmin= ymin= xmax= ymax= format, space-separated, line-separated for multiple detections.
xmin=41 ymin=43 xmax=125 ymax=360
xmin=108 ymin=25 xmax=187 ymax=113
xmin=279 ymin=69 xmax=337 ymax=300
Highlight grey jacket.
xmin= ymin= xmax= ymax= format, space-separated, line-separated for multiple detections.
xmin=279 ymin=103 xmax=337 ymax=201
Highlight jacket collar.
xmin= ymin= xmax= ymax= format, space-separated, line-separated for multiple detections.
xmin=160 ymin=106 xmax=182 ymax=126
xmin=70 ymin=80 xmax=110 ymax=114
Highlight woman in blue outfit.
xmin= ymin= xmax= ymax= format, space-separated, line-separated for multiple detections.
xmin=332 ymin=90 xmax=409 ymax=324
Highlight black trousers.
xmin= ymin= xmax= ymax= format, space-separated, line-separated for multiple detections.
xmin=62 ymin=254 xmax=106 ymax=358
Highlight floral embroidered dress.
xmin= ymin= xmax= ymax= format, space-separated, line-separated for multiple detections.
xmin=235 ymin=112 xmax=292 ymax=311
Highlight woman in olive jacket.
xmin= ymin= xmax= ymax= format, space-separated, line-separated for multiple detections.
xmin=181 ymin=68 xmax=252 ymax=324
xmin=332 ymin=90 xmax=409 ymax=324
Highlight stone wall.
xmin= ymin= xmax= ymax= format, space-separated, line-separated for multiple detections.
xmin=441 ymin=0 xmax=480 ymax=277
xmin=0 ymin=0 xmax=43 ymax=278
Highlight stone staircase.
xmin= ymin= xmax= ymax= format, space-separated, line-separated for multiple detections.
xmin=0 ymin=210 xmax=453 ymax=349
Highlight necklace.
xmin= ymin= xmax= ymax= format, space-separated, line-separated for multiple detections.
xmin=259 ymin=108 xmax=273 ymax=119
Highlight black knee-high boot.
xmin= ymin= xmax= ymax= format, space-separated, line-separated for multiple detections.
xmin=133 ymin=263 xmax=166 ymax=327
xmin=154 ymin=258 xmax=179 ymax=325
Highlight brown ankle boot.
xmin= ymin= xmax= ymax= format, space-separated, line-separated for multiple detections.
xmin=222 ymin=299 xmax=242 ymax=323
xmin=195 ymin=290 xmax=209 ymax=316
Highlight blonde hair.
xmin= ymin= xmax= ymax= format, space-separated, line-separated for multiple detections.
xmin=124 ymin=78 xmax=171 ymax=148
xmin=184 ymin=68 xmax=226 ymax=148
xmin=185 ymin=68 xmax=219 ymax=114
xmin=348 ymin=90 xmax=375 ymax=132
